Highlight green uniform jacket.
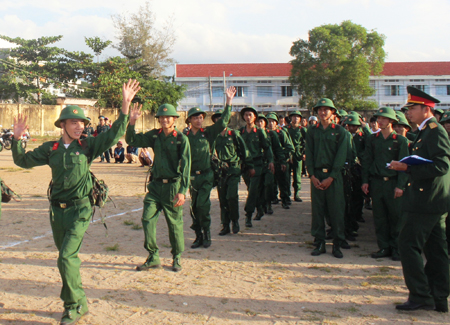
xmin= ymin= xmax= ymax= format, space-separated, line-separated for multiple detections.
xmin=265 ymin=129 xmax=285 ymax=164
xmin=353 ymin=130 xmax=367 ymax=162
xmin=305 ymin=123 xmax=348 ymax=180
xmin=214 ymin=128 xmax=254 ymax=170
xmin=404 ymin=117 xmax=450 ymax=214
xmin=240 ymin=126 xmax=274 ymax=165
xmin=186 ymin=105 xmax=231 ymax=173
xmin=361 ymin=131 xmax=409 ymax=189
xmin=12 ymin=112 xmax=129 ymax=201
xmin=344 ymin=129 xmax=357 ymax=165
xmin=284 ymin=124 xmax=307 ymax=161
xmin=274 ymin=126 xmax=295 ymax=164
xmin=126 ymin=126 xmax=191 ymax=195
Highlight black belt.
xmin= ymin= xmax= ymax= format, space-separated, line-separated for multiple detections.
xmin=154 ymin=177 xmax=179 ymax=184
xmin=191 ymin=168 xmax=211 ymax=176
xmin=51 ymin=196 xmax=91 ymax=209
xmin=372 ymin=175 xmax=397 ymax=181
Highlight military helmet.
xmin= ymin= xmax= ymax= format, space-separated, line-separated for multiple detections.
xmin=55 ymin=105 xmax=89 ymax=128
xmin=440 ymin=112 xmax=450 ymax=124
xmin=288 ymin=110 xmax=302 ymax=118
xmin=265 ymin=112 xmax=279 ymax=123
xmin=155 ymin=104 xmax=180 ymax=118
xmin=395 ymin=112 xmax=411 ymax=129
xmin=313 ymin=98 xmax=336 ymax=111
xmin=338 ymin=109 xmax=348 ymax=117
xmin=257 ymin=113 xmax=268 ymax=126
xmin=343 ymin=115 xmax=361 ymax=126
xmin=211 ymin=109 xmax=224 ymax=121
xmin=240 ymin=106 xmax=258 ymax=120
xmin=373 ymin=107 xmax=398 ymax=122
xmin=348 ymin=111 xmax=363 ymax=119
xmin=186 ymin=107 xmax=206 ymax=124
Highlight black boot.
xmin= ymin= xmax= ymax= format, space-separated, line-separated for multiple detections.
xmin=219 ymin=224 xmax=231 ymax=236
xmin=191 ymin=230 xmax=203 ymax=249
xmin=245 ymin=214 xmax=253 ymax=227
xmin=254 ymin=209 xmax=264 ymax=220
xmin=266 ymin=203 xmax=273 ymax=214
xmin=203 ymin=228 xmax=211 ymax=248
xmin=232 ymin=220 xmax=240 ymax=234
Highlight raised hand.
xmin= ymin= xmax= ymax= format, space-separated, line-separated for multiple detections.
xmin=225 ymin=86 xmax=237 ymax=106
xmin=129 ymin=103 xmax=143 ymax=125
xmin=13 ymin=114 xmax=28 ymax=140
xmin=122 ymin=79 xmax=141 ymax=115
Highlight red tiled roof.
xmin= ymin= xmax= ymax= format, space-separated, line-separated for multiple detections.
xmin=176 ymin=62 xmax=450 ymax=78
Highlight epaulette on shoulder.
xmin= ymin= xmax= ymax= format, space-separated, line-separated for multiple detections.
xmin=392 ymin=133 xmax=397 ymax=140
xmin=429 ymin=122 xmax=438 ymax=129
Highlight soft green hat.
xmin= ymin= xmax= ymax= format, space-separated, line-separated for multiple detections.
xmin=440 ymin=112 xmax=450 ymax=123
xmin=313 ymin=98 xmax=336 ymax=110
xmin=257 ymin=113 xmax=268 ymax=125
xmin=265 ymin=112 xmax=279 ymax=123
xmin=343 ymin=115 xmax=361 ymax=126
xmin=288 ymin=110 xmax=303 ymax=118
xmin=155 ymin=104 xmax=180 ymax=117
xmin=349 ymin=111 xmax=363 ymax=119
xmin=55 ymin=105 xmax=89 ymax=128
xmin=373 ymin=107 xmax=398 ymax=122
xmin=395 ymin=112 xmax=411 ymax=129
xmin=240 ymin=106 xmax=258 ymax=120
xmin=435 ymin=108 xmax=444 ymax=116
xmin=211 ymin=109 xmax=224 ymax=121
xmin=338 ymin=109 xmax=348 ymax=117
xmin=186 ymin=107 xmax=206 ymax=123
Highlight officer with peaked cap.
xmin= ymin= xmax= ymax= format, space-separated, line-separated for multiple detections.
xmin=390 ymin=86 xmax=450 ymax=312
xmin=306 ymin=98 xmax=348 ymax=258
xmin=361 ymin=107 xmax=409 ymax=261
xmin=11 ymin=80 xmax=140 ymax=324
xmin=126 ymin=102 xmax=191 ymax=273
xmin=97 ymin=115 xmax=111 ymax=162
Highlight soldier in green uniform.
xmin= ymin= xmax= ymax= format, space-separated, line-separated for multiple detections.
xmin=97 ymin=116 xmax=111 ymax=163
xmin=284 ymin=111 xmax=307 ymax=202
xmin=391 ymin=86 xmax=450 ymax=312
xmin=126 ymin=103 xmax=191 ymax=273
xmin=213 ymin=112 xmax=254 ymax=235
xmin=266 ymin=112 xmax=294 ymax=209
xmin=394 ymin=111 xmax=416 ymax=142
xmin=306 ymin=98 xmax=348 ymax=258
xmin=361 ymin=107 xmax=409 ymax=261
xmin=80 ymin=117 xmax=94 ymax=139
xmin=440 ymin=112 xmax=450 ymax=254
xmin=184 ymin=87 xmax=236 ymax=248
xmin=240 ymin=107 xmax=274 ymax=227
xmin=11 ymin=79 xmax=140 ymax=324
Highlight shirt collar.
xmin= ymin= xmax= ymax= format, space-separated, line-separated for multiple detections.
xmin=418 ymin=116 xmax=433 ymax=130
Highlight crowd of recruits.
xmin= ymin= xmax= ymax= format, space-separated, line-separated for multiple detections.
xmin=3 ymin=81 xmax=449 ymax=323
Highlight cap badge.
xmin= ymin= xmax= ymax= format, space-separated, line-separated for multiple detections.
xmin=163 ymin=108 xmax=167 ymax=111
xmin=196 ymin=108 xmax=200 ymax=111
xmin=73 ymin=109 xmax=78 ymax=114
xmin=76 ymin=152 xmax=79 ymax=155
xmin=321 ymin=100 xmax=325 ymax=103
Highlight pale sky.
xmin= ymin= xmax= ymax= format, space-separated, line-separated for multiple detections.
xmin=1 ymin=0 xmax=449 ymax=74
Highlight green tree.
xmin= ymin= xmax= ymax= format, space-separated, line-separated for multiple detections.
xmin=85 ymin=37 xmax=112 ymax=62
xmin=289 ymin=20 xmax=385 ymax=110
xmin=112 ymin=1 xmax=176 ymax=78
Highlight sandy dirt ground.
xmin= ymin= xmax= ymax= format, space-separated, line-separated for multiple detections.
xmin=0 ymin=140 xmax=449 ymax=325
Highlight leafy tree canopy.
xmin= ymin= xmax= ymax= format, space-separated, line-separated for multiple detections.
xmin=289 ymin=20 xmax=386 ymax=111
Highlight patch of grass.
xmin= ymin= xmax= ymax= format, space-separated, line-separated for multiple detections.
xmin=132 ymin=224 xmax=143 ymax=230
xmin=245 ymin=309 xmax=258 ymax=317
xmin=308 ymin=265 xmax=332 ymax=273
xmin=0 ymin=167 xmax=23 ymax=172
xmin=123 ymin=220 xmax=134 ymax=226
xmin=343 ymin=306 xmax=359 ymax=313
xmin=378 ymin=266 xmax=395 ymax=273
xmin=105 ymin=243 xmax=119 ymax=251
xmin=367 ymin=275 xmax=402 ymax=284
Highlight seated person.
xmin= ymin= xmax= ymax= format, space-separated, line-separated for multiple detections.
xmin=139 ymin=148 xmax=153 ymax=167
xmin=114 ymin=141 xmax=125 ymax=163
xmin=125 ymin=145 xmax=139 ymax=163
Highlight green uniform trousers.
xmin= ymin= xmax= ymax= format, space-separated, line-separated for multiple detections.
xmin=310 ymin=170 xmax=345 ymax=244
xmin=243 ymin=164 xmax=263 ymax=215
xmin=217 ymin=166 xmax=241 ymax=225
xmin=260 ymin=165 xmax=274 ymax=210
xmin=189 ymin=169 xmax=213 ymax=231
xmin=289 ymin=158 xmax=302 ymax=197
xmin=273 ymin=163 xmax=290 ymax=203
xmin=142 ymin=180 xmax=184 ymax=259
xmin=50 ymin=198 xmax=92 ymax=308
xmin=399 ymin=212 xmax=449 ymax=308
xmin=370 ymin=178 xmax=402 ymax=250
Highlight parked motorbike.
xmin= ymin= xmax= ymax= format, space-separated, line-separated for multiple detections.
xmin=1 ymin=126 xmax=14 ymax=150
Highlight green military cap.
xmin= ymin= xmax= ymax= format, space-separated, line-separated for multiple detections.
xmin=338 ymin=109 xmax=348 ymax=117
xmin=288 ymin=110 xmax=303 ymax=118
xmin=405 ymin=85 xmax=440 ymax=107
xmin=211 ymin=109 xmax=224 ymax=121
xmin=348 ymin=111 xmax=363 ymax=119
xmin=373 ymin=107 xmax=398 ymax=122
xmin=186 ymin=107 xmax=206 ymax=123
xmin=265 ymin=112 xmax=279 ymax=123
xmin=440 ymin=112 xmax=450 ymax=123
xmin=313 ymin=98 xmax=336 ymax=112
xmin=400 ymin=106 xmax=409 ymax=112
xmin=155 ymin=103 xmax=180 ymax=117
xmin=257 ymin=113 xmax=268 ymax=125
xmin=395 ymin=112 xmax=411 ymax=129
xmin=435 ymin=108 xmax=444 ymax=115
xmin=240 ymin=106 xmax=258 ymax=120
xmin=343 ymin=115 xmax=361 ymax=126
xmin=55 ymin=105 xmax=89 ymax=128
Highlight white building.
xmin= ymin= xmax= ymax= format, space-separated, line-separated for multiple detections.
xmin=175 ymin=62 xmax=450 ymax=112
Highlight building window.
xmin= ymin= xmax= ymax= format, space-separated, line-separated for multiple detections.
xmin=369 ymin=80 xmax=376 ymax=89
xmin=436 ymin=85 xmax=450 ymax=96
xmin=281 ymin=86 xmax=293 ymax=97
xmin=257 ymin=86 xmax=272 ymax=97
xmin=212 ymin=87 xmax=223 ymax=98
xmin=384 ymin=79 xmax=400 ymax=83
xmin=257 ymin=80 xmax=272 ymax=84
xmin=235 ymin=86 xmax=248 ymax=97
xmin=385 ymin=85 xmax=401 ymax=96
xmin=410 ymin=85 xmax=429 ymax=93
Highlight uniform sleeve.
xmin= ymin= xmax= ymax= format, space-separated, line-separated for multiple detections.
xmin=87 ymin=112 xmax=129 ymax=159
xmin=178 ymin=135 xmax=191 ymax=195
xmin=361 ymin=135 xmax=374 ymax=184
xmin=270 ymin=131 xmax=284 ymax=164
xmin=305 ymin=128 xmax=315 ymax=177
xmin=206 ymin=105 xmax=231 ymax=141
xmin=300 ymin=127 xmax=307 ymax=155
xmin=397 ymin=137 xmax=410 ymax=189
xmin=280 ymin=131 xmax=294 ymax=163
xmin=12 ymin=139 xmax=50 ymax=168
xmin=259 ymin=129 xmax=274 ymax=164
xmin=409 ymin=128 xmax=450 ymax=180
xmin=236 ymin=132 xmax=254 ymax=170
xmin=125 ymin=124 xmax=156 ymax=149
xmin=362 ymin=124 xmax=371 ymax=136
xmin=329 ymin=128 xmax=348 ymax=180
